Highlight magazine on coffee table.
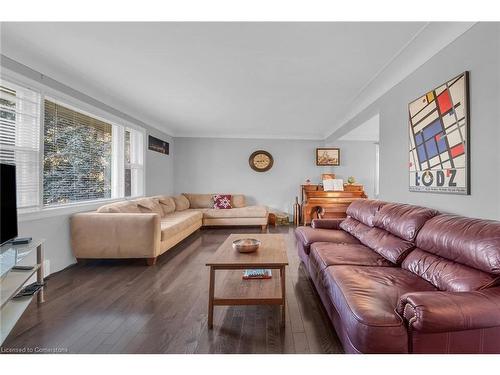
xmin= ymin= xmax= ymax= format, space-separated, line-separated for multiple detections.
xmin=242 ymin=269 xmax=272 ymax=280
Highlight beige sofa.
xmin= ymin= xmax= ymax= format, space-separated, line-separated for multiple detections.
xmin=70 ymin=193 xmax=268 ymax=265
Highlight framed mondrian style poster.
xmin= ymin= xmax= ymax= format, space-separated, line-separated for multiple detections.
xmin=408 ymin=72 xmax=470 ymax=194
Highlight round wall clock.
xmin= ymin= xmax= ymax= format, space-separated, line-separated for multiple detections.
xmin=249 ymin=150 xmax=274 ymax=172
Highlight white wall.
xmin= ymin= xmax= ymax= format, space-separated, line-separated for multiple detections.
xmin=327 ymin=23 xmax=500 ymax=220
xmin=174 ymin=138 xmax=329 ymax=216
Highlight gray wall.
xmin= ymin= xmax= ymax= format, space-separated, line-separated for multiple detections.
xmin=146 ymin=130 xmax=174 ymax=196
xmin=327 ymin=23 xmax=500 ymax=220
xmin=173 ymin=138 xmax=328 ymax=216
xmin=323 ymin=140 xmax=378 ymax=199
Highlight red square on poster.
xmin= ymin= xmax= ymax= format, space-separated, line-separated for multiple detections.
xmin=451 ymin=143 xmax=464 ymax=158
xmin=437 ymin=90 xmax=452 ymax=114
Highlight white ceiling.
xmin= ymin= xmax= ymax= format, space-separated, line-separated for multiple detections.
xmin=0 ymin=22 xmax=473 ymax=139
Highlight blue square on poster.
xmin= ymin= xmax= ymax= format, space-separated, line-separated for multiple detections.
xmin=437 ymin=134 xmax=447 ymax=153
xmin=415 ymin=133 xmax=423 ymax=145
xmin=425 ymin=139 xmax=438 ymax=159
xmin=417 ymin=145 xmax=427 ymax=162
xmin=423 ymin=119 xmax=442 ymax=140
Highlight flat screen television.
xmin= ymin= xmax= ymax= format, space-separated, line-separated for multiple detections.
xmin=0 ymin=163 xmax=18 ymax=245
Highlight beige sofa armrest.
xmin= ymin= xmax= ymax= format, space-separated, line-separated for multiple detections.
xmin=70 ymin=212 xmax=161 ymax=259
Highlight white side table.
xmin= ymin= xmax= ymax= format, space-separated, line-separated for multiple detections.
xmin=0 ymin=239 xmax=46 ymax=344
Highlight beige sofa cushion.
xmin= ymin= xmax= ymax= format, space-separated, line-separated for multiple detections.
xmin=97 ymin=201 xmax=142 ymax=213
xmin=183 ymin=193 xmax=247 ymax=208
xmin=183 ymin=193 xmax=213 ymax=208
xmin=160 ymin=211 xmax=202 ymax=241
xmin=232 ymin=194 xmax=246 ymax=208
xmin=134 ymin=197 xmax=163 ymax=216
xmin=173 ymin=195 xmax=190 ymax=211
xmin=151 ymin=195 xmax=176 ymax=216
xmin=195 ymin=205 xmax=268 ymax=219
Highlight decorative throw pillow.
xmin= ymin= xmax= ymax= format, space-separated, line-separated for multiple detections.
xmin=213 ymin=194 xmax=232 ymax=209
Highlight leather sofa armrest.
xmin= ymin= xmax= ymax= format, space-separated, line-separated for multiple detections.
xmin=397 ymin=287 xmax=500 ymax=333
xmin=71 ymin=212 xmax=161 ymax=259
xmin=311 ymin=218 xmax=344 ymax=230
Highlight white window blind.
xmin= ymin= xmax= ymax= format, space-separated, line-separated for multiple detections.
xmin=0 ymin=79 xmax=41 ymax=209
xmin=43 ymin=99 xmax=145 ymax=206
xmin=43 ymin=99 xmax=113 ymax=205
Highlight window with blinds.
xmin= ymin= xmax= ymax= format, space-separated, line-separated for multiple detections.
xmin=1 ymin=77 xmax=145 ymax=212
xmin=0 ymin=80 xmax=41 ymax=209
xmin=43 ymin=100 xmax=113 ymax=205
xmin=43 ymin=99 xmax=144 ymax=206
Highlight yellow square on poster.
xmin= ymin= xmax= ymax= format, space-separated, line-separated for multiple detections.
xmin=426 ymin=91 xmax=434 ymax=102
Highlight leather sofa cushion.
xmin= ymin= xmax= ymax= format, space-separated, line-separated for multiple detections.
xmin=323 ymin=265 xmax=436 ymax=353
xmin=345 ymin=199 xmax=385 ymax=227
xmin=402 ymin=248 xmax=500 ymax=292
xmin=310 ymin=243 xmax=393 ymax=269
xmin=173 ymin=195 xmax=190 ymax=211
xmin=182 ymin=193 xmax=213 ymax=208
xmin=340 ymin=217 xmax=412 ymax=265
xmin=308 ymin=243 xmax=394 ymax=296
xmin=416 ymin=214 xmax=500 ymax=274
xmin=151 ymin=195 xmax=176 ymax=216
xmin=160 ymin=211 xmax=202 ymax=241
xmin=360 ymin=227 xmax=414 ymax=265
xmin=339 ymin=217 xmax=372 ymax=239
xmin=97 ymin=201 xmax=142 ymax=213
xmin=372 ymin=203 xmax=438 ymax=241
xmin=311 ymin=218 xmax=343 ymax=230
xmin=294 ymin=226 xmax=360 ymax=255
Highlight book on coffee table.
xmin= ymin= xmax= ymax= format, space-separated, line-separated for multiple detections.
xmin=242 ymin=269 xmax=272 ymax=280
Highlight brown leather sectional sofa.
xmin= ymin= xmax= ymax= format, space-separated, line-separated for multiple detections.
xmin=295 ymin=199 xmax=500 ymax=354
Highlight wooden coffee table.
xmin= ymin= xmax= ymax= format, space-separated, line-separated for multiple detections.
xmin=205 ymin=233 xmax=288 ymax=329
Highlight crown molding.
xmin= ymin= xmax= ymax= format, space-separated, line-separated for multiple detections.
xmin=324 ymin=22 xmax=476 ymax=140
xmin=173 ymin=132 xmax=324 ymax=141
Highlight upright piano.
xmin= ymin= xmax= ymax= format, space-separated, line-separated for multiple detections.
xmin=301 ymin=184 xmax=367 ymax=225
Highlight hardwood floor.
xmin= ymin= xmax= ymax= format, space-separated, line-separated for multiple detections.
xmin=1 ymin=226 xmax=343 ymax=354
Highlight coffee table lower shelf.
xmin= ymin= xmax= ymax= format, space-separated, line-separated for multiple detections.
xmin=207 ymin=266 xmax=286 ymax=329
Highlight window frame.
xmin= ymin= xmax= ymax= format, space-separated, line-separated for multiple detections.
xmin=0 ymin=76 xmax=42 ymax=210
xmin=1 ymin=71 xmax=147 ymax=222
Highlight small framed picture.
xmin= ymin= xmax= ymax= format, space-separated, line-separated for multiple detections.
xmin=148 ymin=135 xmax=169 ymax=155
xmin=316 ymin=148 xmax=340 ymax=166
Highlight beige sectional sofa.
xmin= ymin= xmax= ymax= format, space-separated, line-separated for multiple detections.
xmin=183 ymin=193 xmax=268 ymax=227
xmin=70 ymin=193 xmax=268 ymax=265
